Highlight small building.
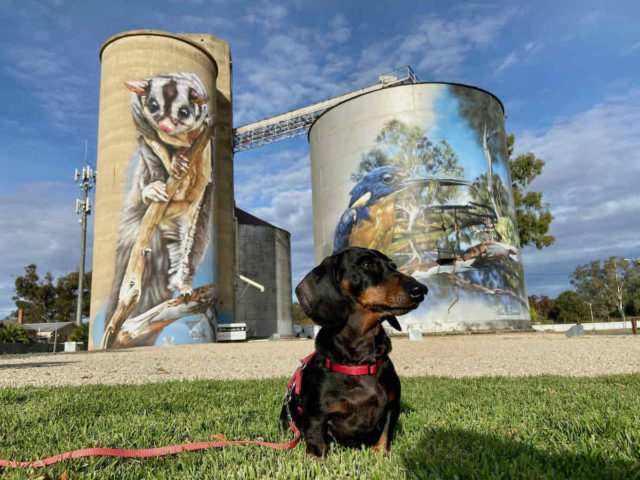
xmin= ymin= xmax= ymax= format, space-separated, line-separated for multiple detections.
xmin=19 ymin=322 xmax=76 ymax=343
xmin=235 ymin=208 xmax=293 ymax=339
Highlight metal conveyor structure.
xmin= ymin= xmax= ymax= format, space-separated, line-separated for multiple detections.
xmin=232 ymin=66 xmax=419 ymax=152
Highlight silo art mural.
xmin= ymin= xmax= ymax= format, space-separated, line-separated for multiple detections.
xmin=309 ymin=83 xmax=530 ymax=332
xmin=89 ymin=32 xmax=222 ymax=350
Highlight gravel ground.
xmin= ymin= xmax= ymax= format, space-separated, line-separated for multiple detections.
xmin=0 ymin=332 xmax=639 ymax=388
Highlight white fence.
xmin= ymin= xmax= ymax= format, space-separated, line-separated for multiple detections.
xmin=533 ymin=321 xmax=631 ymax=333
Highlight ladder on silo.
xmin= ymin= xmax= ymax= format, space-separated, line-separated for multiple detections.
xmin=232 ymin=66 xmax=419 ymax=152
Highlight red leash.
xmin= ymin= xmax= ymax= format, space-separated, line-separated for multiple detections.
xmin=0 ymin=423 xmax=300 ymax=469
xmin=1 ymin=350 xmax=382 ymax=470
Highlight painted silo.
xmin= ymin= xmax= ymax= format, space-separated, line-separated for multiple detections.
xmin=89 ymin=30 xmax=235 ymax=349
xmin=309 ymin=83 xmax=530 ymax=332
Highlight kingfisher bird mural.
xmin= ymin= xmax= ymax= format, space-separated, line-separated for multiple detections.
xmin=326 ymin=103 xmax=530 ymax=330
xmin=333 ymin=165 xmax=470 ymax=252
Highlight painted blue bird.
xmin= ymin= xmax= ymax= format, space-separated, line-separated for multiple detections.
xmin=333 ymin=165 xmax=470 ymax=253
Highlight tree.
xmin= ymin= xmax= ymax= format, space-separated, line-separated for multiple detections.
xmin=508 ymin=135 xmax=554 ymax=249
xmin=292 ymin=302 xmax=314 ymax=327
xmin=9 ymin=264 xmax=91 ymax=323
xmin=12 ymin=264 xmax=57 ymax=323
xmin=529 ymin=294 xmax=554 ymax=323
xmin=624 ymin=265 xmax=640 ymax=315
xmin=549 ymin=291 xmax=589 ymax=324
xmin=570 ymin=257 xmax=639 ymax=334
xmin=54 ymin=271 xmax=91 ymax=323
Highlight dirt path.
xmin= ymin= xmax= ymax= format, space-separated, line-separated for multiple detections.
xmin=1 ymin=332 xmax=638 ymax=388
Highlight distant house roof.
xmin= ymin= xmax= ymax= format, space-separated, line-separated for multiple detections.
xmin=19 ymin=322 xmax=75 ymax=333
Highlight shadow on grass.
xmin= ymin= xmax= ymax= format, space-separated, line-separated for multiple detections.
xmin=401 ymin=427 xmax=639 ymax=480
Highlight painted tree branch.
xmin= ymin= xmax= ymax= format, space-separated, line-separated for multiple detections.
xmin=397 ymin=241 xmax=526 ymax=310
xmin=445 ymin=273 xmax=527 ymax=311
xmin=444 ymin=273 xmax=528 ymax=311
xmin=112 ymin=282 xmax=217 ymax=348
xmin=398 ymin=241 xmax=518 ymax=275
xmin=100 ymin=125 xmax=214 ymax=349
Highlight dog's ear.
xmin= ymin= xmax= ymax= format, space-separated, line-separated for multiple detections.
xmin=384 ymin=315 xmax=402 ymax=331
xmin=295 ymin=255 xmax=350 ymax=328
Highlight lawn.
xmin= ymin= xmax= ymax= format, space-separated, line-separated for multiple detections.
xmin=1 ymin=375 xmax=639 ymax=479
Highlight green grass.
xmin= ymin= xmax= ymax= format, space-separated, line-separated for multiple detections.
xmin=1 ymin=375 xmax=639 ymax=479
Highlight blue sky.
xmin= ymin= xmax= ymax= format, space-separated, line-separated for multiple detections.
xmin=1 ymin=0 xmax=640 ymax=317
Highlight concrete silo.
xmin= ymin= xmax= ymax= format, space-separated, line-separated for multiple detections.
xmin=234 ymin=208 xmax=293 ymax=339
xmin=89 ymin=30 xmax=235 ymax=349
xmin=309 ymin=83 xmax=530 ymax=333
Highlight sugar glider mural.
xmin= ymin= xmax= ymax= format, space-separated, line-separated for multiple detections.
xmin=97 ymin=72 xmax=217 ymax=349
xmin=311 ymin=83 xmax=529 ymax=332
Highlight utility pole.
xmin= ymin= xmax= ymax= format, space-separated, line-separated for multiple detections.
xmin=74 ymin=143 xmax=96 ymax=327
xmin=623 ymin=258 xmax=639 ymax=335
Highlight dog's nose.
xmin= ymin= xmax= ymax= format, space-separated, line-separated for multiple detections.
xmin=407 ymin=281 xmax=428 ymax=300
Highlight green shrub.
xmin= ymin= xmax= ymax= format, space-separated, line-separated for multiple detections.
xmin=0 ymin=323 xmax=32 ymax=344
xmin=69 ymin=322 xmax=89 ymax=343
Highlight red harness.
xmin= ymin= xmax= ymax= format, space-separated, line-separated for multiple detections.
xmin=284 ymin=350 xmax=384 ymax=420
xmin=287 ymin=350 xmax=383 ymax=396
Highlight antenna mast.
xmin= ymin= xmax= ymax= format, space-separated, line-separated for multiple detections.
xmin=74 ymin=140 xmax=96 ymax=327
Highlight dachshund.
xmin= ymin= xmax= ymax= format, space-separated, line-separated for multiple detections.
xmin=281 ymin=246 xmax=428 ymax=458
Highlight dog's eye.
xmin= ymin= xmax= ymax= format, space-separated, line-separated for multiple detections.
xmin=362 ymin=259 xmax=380 ymax=270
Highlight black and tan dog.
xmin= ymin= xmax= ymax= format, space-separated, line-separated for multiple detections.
xmin=281 ymin=247 xmax=428 ymax=458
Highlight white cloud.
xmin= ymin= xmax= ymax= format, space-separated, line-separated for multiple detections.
xmin=0 ymin=182 xmax=94 ymax=317
xmin=234 ymin=7 xmax=519 ymax=126
xmin=2 ymin=46 xmax=97 ymax=130
xmin=493 ymin=41 xmax=544 ymax=79
xmin=233 ymin=26 xmax=353 ymax=124
xmin=250 ymin=188 xmax=314 ymax=287
xmin=328 ymin=14 xmax=351 ymax=43
xmin=623 ymin=41 xmax=640 ymax=56
xmin=580 ymin=9 xmax=621 ymax=26
xmin=235 ymin=157 xmax=310 ymax=206
xmin=244 ymin=0 xmax=290 ymax=30
xmin=492 ymin=52 xmax=518 ymax=78
xmin=180 ymin=15 xmax=229 ymax=30
xmin=353 ymin=7 xmax=521 ymax=85
xmin=516 ymin=86 xmax=640 ymax=295
xmin=525 ymin=41 xmax=543 ymax=53
xmin=235 ymin=145 xmax=314 ymax=286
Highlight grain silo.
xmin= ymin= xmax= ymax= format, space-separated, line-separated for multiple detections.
xmin=234 ymin=208 xmax=293 ymax=339
xmin=309 ymin=83 xmax=530 ymax=332
xmin=89 ymin=30 xmax=235 ymax=349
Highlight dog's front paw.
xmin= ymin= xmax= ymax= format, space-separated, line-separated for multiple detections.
xmin=305 ymin=443 xmax=328 ymax=459
xmin=372 ymin=443 xmax=390 ymax=455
